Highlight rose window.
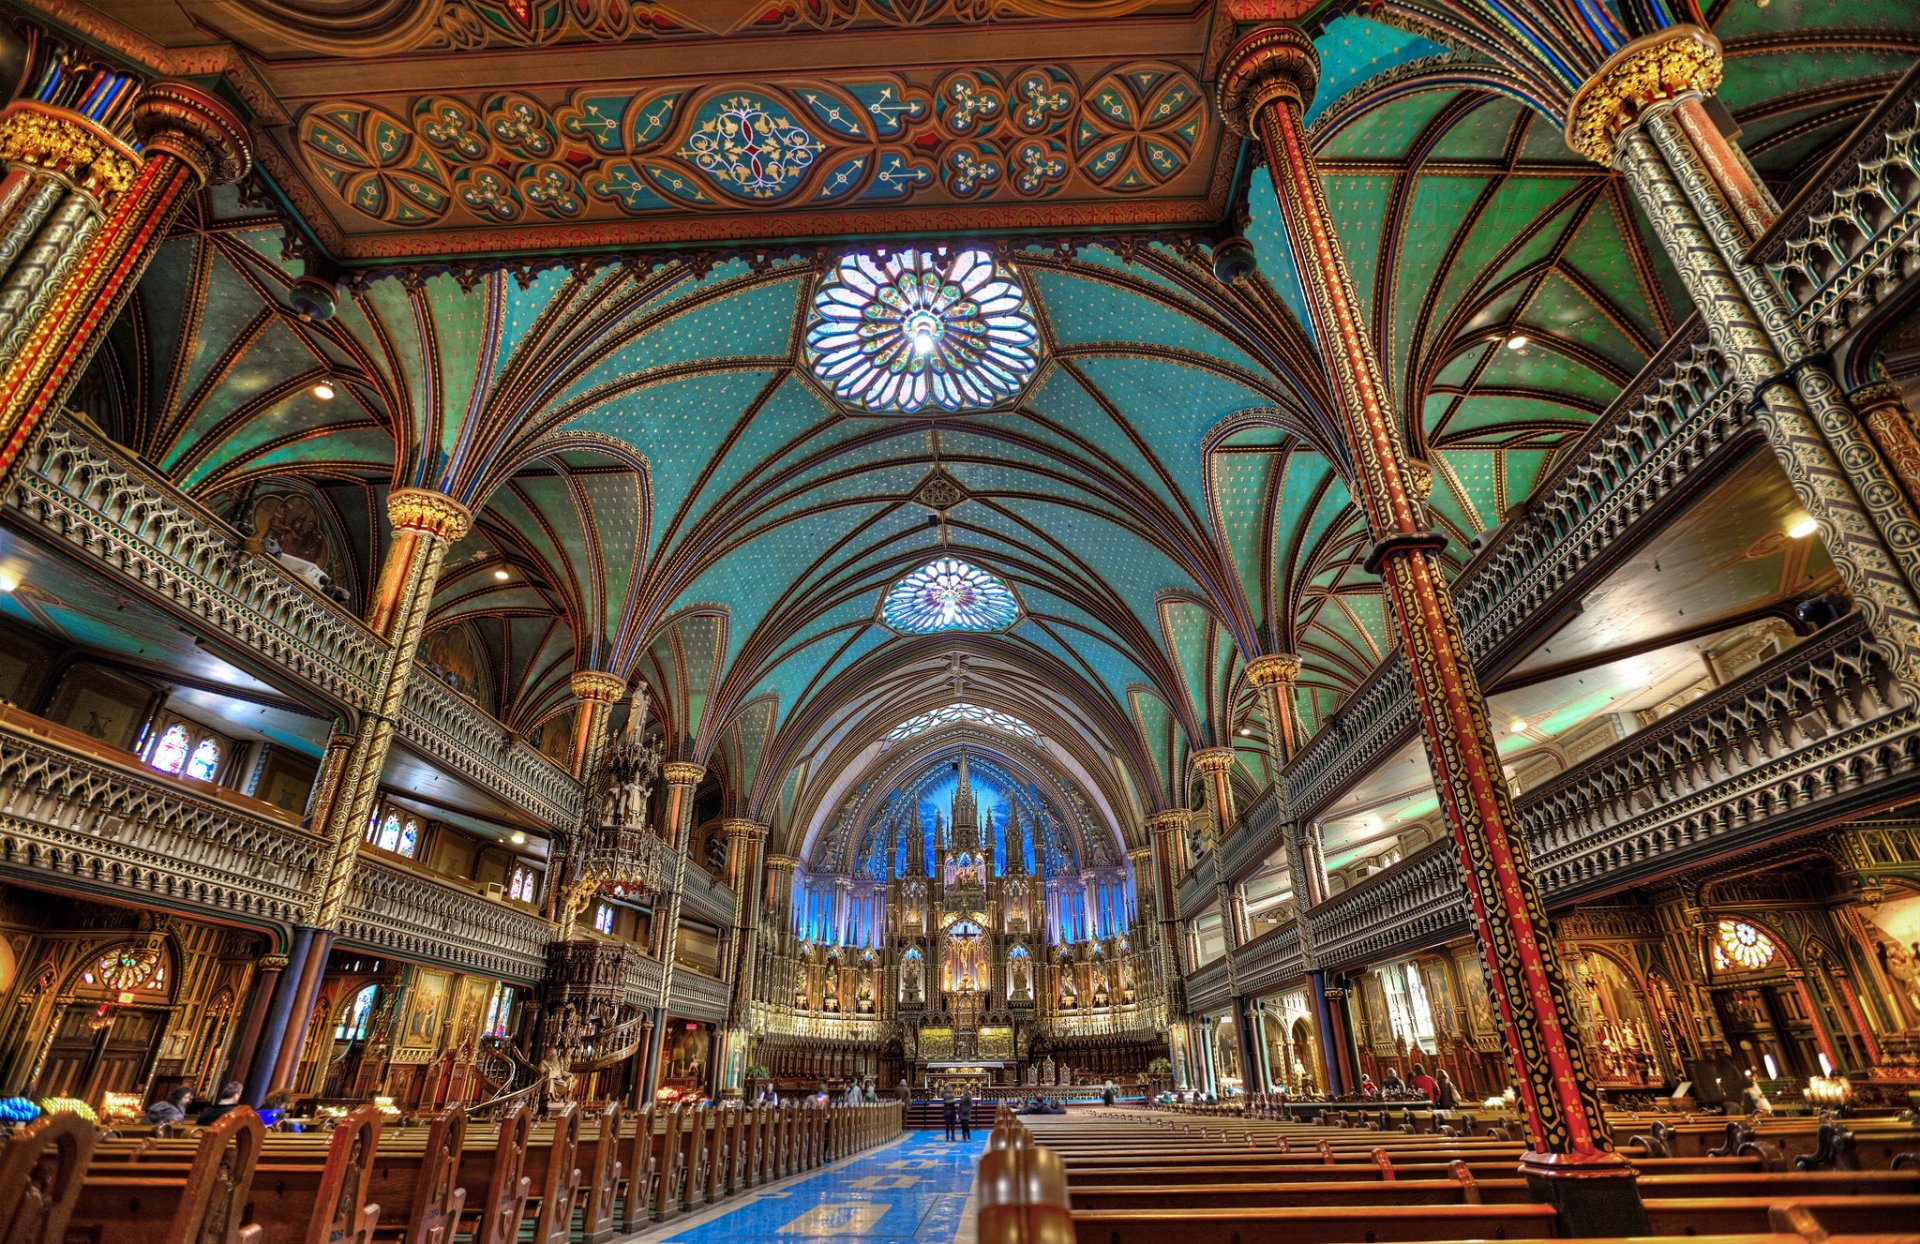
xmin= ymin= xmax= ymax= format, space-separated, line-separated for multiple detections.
xmin=806 ymin=247 xmax=1040 ymax=414
xmin=1713 ymin=919 xmax=1778 ymax=972
xmin=881 ymin=557 xmax=1020 ymax=633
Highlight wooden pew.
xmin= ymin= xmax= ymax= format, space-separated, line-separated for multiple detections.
xmin=702 ymin=1104 xmax=728 ymax=1204
xmin=241 ymin=1105 xmax=384 ymax=1244
xmin=454 ymin=1106 xmax=531 ymax=1244
xmin=519 ymin=1105 xmax=581 ymax=1244
xmin=611 ymin=1106 xmax=655 ymax=1235
xmin=1069 ymin=1202 xmax=1560 ymax=1244
xmin=367 ymin=1106 xmax=466 ymax=1244
xmin=0 ymin=1112 xmax=98 ymax=1244
xmin=677 ymin=1107 xmax=710 ymax=1212
xmin=64 ymin=1110 xmax=260 ymax=1244
xmin=568 ymin=1104 xmax=621 ymax=1244
xmin=647 ymin=1104 xmax=686 ymax=1224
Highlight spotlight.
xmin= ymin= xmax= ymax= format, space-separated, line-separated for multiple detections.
xmin=1509 ymin=719 xmax=1527 ymax=733
xmin=1505 ymin=335 xmax=1529 ymax=351
xmin=1787 ymin=514 xmax=1818 ymax=540
xmin=510 ymin=831 xmax=527 ymax=845
xmin=313 ymin=381 xmax=336 ymax=400
xmin=494 ymin=568 xmax=511 ymax=581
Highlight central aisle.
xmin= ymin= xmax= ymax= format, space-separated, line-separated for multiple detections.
xmin=655 ymin=1132 xmax=986 ymax=1244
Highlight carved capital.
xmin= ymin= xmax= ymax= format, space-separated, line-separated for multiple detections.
xmin=1191 ymin=746 xmax=1235 ymax=775
xmin=387 ymin=487 xmax=473 ymax=542
xmin=720 ymin=818 xmax=768 ymax=841
xmin=764 ymin=853 xmax=803 ymax=871
xmin=0 ymin=102 xmax=139 ymax=201
xmin=1216 ymin=25 xmax=1319 ymax=136
xmin=1126 ymin=845 xmax=1154 ymax=863
xmin=662 ymin=760 xmax=705 ymax=788
xmin=1566 ymin=25 xmax=1722 ymax=164
xmin=257 ymin=954 xmax=291 ymax=971
xmin=1145 ymin=809 xmax=1190 ymax=835
xmin=570 ymin=671 xmax=628 ymax=704
xmin=1849 ymin=380 xmax=1907 ymax=415
xmin=1403 ymin=457 xmax=1435 ymax=502
xmin=1245 ymin=652 xmax=1303 ymax=688
xmin=131 ymin=82 xmax=252 ymax=186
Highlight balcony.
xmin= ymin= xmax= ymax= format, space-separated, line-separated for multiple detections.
xmin=9 ymin=417 xmax=584 ymax=827
xmin=1230 ymin=918 xmax=1305 ymax=1000
xmin=1184 ymin=956 xmax=1232 ymax=1015
xmin=666 ymin=966 xmax=732 ymax=1022
xmin=338 ymin=857 xmax=554 ymax=984
xmin=0 ymin=708 xmax=325 ymax=927
xmin=676 ymin=861 xmax=738 ymax=928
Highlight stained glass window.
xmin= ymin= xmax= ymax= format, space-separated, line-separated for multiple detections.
xmin=376 ymin=813 xmax=403 ymax=853
xmin=805 ymin=247 xmax=1040 ymax=414
xmin=149 ymin=724 xmax=190 ymax=776
xmin=881 ymin=557 xmax=1020 ymax=634
xmin=397 ymin=817 xmax=418 ymax=858
xmin=1713 ymin=919 xmax=1778 ymax=972
xmin=186 ymin=738 xmax=221 ymax=782
xmin=886 ymin=702 xmax=1037 ymax=743
xmin=81 ymin=946 xmax=163 ymax=992
xmin=508 ymin=864 xmax=537 ymax=903
xmin=483 ymin=984 xmax=514 ymax=1038
xmin=594 ymin=904 xmax=615 ymax=934
xmin=335 ymin=984 xmax=377 ymax=1041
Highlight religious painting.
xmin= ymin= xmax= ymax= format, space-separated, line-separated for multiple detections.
xmin=449 ymin=976 xmax=492 ymax=1051
xmin=535 ymin=709 xmax=574 ymax=766
xmin=45 ymin=663 xmax=152 ymax=751
xmin=400 ymin=969 xmax=452 ymax=1051
xmin=255 ymin=749 xmax=318 ymax=815
xmin=419 ymin=626 xmax=486 ymax=703
xmin=250 ymin=490 xmax=334 ymax=572
xmin=661 ymin=1018 xmax=712 ymax=1096
xmin=1862 ymin=892 xmax=1920 ymax=1022
xmin=1455 ymin=952 xmax=1497 ymax=1043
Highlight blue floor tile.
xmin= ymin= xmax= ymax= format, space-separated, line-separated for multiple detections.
xmin=661 ymin=1134 xmax=985 ymax=1244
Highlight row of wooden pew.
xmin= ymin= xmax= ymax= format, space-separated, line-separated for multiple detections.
xmin=975 ymin=1106 xmax=1920 ymax=1244
xmin=1 ymin=1097 xmax=904 ymax=1244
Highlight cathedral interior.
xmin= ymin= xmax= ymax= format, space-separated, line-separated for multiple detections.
xmin=2 ymin=1 xmax=1920 ymax=1241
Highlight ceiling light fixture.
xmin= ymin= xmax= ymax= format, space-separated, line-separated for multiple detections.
xmin=1787 ymin=514 xmax=1819 ymax=540
xmin=494 ymin=568 xmax=511 ymax=581
xmin=313 ymin=381 xmax=336 ymax=400
xmin=1505 ymin=335 xmax=1528 ymax=351
xmin=1509 ymin=718 xmax=1527 ymax=732
xmin=1238 ymin=727 xmax=1253 ymax=736
xmin=510 ymin=831 xmax=527 ymax=845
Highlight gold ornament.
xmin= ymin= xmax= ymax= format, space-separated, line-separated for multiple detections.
xmin=0 ymin=102 xmax=139 ymax=202
xmin=1191 ymin=746 xmax=1235 ymax=774
xmin=1216 ymin=25 xmax=1320 ymax=136
xmin=570 ymin=671 xmax=628 ymax=703
xmin=1145 ymin=809 xmax=1189 ymax=834
xmin=719 ymin=818 xmax=769 ymax=840
xmin=662 ymin=761 xmax=706 ymax=787
xmin=1566 ymin=26 xmax=1723 ymax=165
xmin=387 ymin=487 xmax=473 ymax=541
xmin=131 ymin=82 xmax=253 ymax=187
xmin=1245 ymin=652 xmax=1304 ymax=688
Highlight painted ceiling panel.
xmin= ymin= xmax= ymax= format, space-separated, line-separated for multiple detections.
xmin=1028 ymin=267 xmax=1265 ymax=377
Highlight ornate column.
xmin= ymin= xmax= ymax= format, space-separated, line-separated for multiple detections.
xmin=569 ymin=671 xmax=628 ymax=780
xmin=1145 ymin=808 xmax=1193 ymax=1087
xmin=1220 ymin=29 xmax=1635 ymax=1220
xmin=647 ymin=757 xmax=703 ymax=1082
xmin=310 ymin=489 xmax=473 ymax=928
xmin=1849 ymin=381 xmax=1920 ymax=514
xmin=715 ymin=818 xmax=767 ymax=1098
xmin=1192 ymin=746 xmax=1237 ymax=842
xmin=0 ymin=84 xmax=248 ymax=490
xmin=1245 ymin=653 xmax=1303 ymax=769
xmin=1567 ymin=27 xmax=1920 ymax=686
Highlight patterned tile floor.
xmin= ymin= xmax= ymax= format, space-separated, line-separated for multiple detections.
xmin=640 ymin=1133 xmax=985 ymax=1244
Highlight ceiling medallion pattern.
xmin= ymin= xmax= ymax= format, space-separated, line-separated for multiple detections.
xmin=807 ymin=248 xmax=1039 ymax=414
xmin=881 ymin=557 xmax=1021 ymax=633
xmin=886 ymin=702 xmax=1038 ymax=743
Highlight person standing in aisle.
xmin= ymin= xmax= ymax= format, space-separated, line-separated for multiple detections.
xmin=940 ymin=1088 xmax=957 ymax=1142
xmin=958 ymin=1088 xmax=975 ymax=1140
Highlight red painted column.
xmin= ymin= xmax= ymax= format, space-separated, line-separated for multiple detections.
xmin=1219 ymin=27 xmax=1634 ymax=1207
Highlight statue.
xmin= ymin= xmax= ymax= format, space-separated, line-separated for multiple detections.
xmin=540 ymin=1048 xmax=578 ymax=1103
xmin=903 ymin=954 xmax=923 ymax=1003
xmin=1010 ymin=956 xmax=1029 ymax=1000
xmin=605 ymin=683 xmax=662 ymax=830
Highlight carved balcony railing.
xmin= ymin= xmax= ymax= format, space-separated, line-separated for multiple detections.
xmin=399 ymin=672 xmax=579 ymax=828
xmin=10 ymin=417 xmax=585 ymax=827
xmin=10 ymin=419 xmax=385 ymax=705
xmin=1520 ymin=614 xmax=1915 ymax=900
xmin=0 ymin=709 xmax=323 ymax=928
xmin=1231 ymin=918 xmax=1305 ymax=1000
xmin=667 ymin=965 xmax=733 ymax=1022
xmin=1299 ymin=615 xmax=1920 ymax=974
xmin=338 ymin=858 xmax=553 ymax=984
xmin=1046 ymin=1003 xmax=1165 ymax=1040
xmin=1305 ymin=842 xmax=1464 ymax=970
xmin=675 ymin=860 xmax=738 ymax=928
xmin=1184 ymin=955 xmax=1232 ymax=1015
xmin=749 ymin=1006 xmax=892 ymax=1042
xmin=1758 ymin=60 xmax=1920 ymax=348
xmin=1279 ymin=327 xmax=1744 ymax=827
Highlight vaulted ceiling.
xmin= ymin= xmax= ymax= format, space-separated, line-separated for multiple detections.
xmin=43 ymin=0 xmax=1920 ymax=861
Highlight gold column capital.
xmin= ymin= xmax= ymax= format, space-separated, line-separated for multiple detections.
xmin=0 ymin=101 xmax=139 ymax=201
xmin=720 ymin=818 xmax=769 ymax=841
xmin=570 ymin=670 xmax=628 ymax=704
xmin=1216 ymin=24 xmax=1319 ymax=135
xmin=131 ymin=82 xmax=253 ymax=186
xmin=387 ymin=487 xmax=473 ymax=542
xmin=1244 ymin=652 xmax=1303 ymax=688
xmin=1125 ymin=845 xmax=1154 ymax=864
xmin=662 ymin=760 xmax=706 ymax=788
xmin=1566 ymin=25 xmax=1722 ymax=164
xmin=1191 ymin=746 xmax=1235 ymax=775
xmin=1145 ymin=809 xmax=1190 ymax=835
